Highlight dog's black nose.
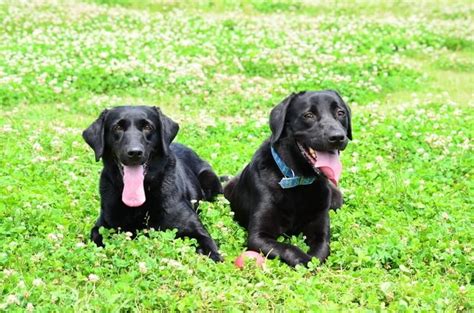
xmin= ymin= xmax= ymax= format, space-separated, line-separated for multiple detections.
xmin=127 ymin=149 xmax=143 ymax=159
xmin=328 ymin=133 xmax=346 ymax=143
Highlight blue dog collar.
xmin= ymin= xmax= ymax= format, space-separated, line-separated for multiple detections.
xmin=270 ymin=146 xmax=315 ymax=189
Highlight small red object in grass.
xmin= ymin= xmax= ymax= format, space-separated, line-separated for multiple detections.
xmin=234 ymin=250 xmax=266 ymax=269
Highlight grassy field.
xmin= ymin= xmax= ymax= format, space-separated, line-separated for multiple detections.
xmin=0 ymin=0 xmax=473 ymax=311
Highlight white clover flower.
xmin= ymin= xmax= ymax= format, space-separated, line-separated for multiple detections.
xmin=32 ymin=142 xmax=43 ymax=152
xmin=162 ymin=258 xmax=183 ymax=269
xmin=138 ymin=262 xmax=148 ymax=274
xmin=6 ymin=294 xmax=20 ymax=305
xmin=32 ymin=278 xmax=44 ymax=287
xmin=1 ymin=124 xmax=13 ymax=132
xmin=87 ymin=274 xmax=100 ymax=283
xmin=32 ymin=156 xmax=48 ymax=163
xmin=349 ymin=166 xmax=358 ymax=173
xmin=47 ymin=233 xmax=58 ymax=241
xmin=3 ymin=269 xmax=16 ymax=277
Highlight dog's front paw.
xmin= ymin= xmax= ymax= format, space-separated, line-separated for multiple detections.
xmin=308 ymin=243 xmax=330 ymax=264
xmin=286 ymin=252 xmax=313 ymax=267
xmin=197 ymin=247 xmax=223 ymax=262
xmin=90 ymin=227 xmax=104 ymax=247
xmin=209 ymin=251 xmax=223 ymax=262
xmin=292 ymin=255 xmax=313 ymax=267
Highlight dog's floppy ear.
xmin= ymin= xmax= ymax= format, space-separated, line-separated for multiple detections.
xmin=345 ymin=105 xmax=352 ymax=140
xmin=153 ymin=107 xmax=179 ymax=155
xmin=269 ymin=93 xmax=299 ymax=144
xmin=328 ymin=90 xmax=352 ymax=140
xmin=82 ymin=109 xmax=108 ymax=162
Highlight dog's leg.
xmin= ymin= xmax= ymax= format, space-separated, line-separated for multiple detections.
xmin=328 ymin=182 xmax=343 ymax=210
xmin=198 ymin=169 xmax=223 ymax=201
xmin=90 ymin=215 xmax=107 ymax=247
xmin=223 ymin=175 xmax=239 ymax=201
xmin=247 ymin=215 xmax=312 ymax=266
xmin=248 ymin=234 xmax=313 ymax=267
xmin=303 ymin=212 xmax=330 ymax=263
xmin=192 ymin=232 xmax=222 ymax=262
xmin=162 ymin=207 xmax=223 ymax=262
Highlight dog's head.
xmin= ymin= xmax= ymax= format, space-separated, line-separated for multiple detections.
xmin=269 ymin=90 xmax=352 ymax=184
xmin=83 ymin=106 xmax=178 ymax=164
xmin=82 ymin=106 xmax=178 ymax=207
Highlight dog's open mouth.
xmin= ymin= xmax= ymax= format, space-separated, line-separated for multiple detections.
xmin=297 ymin=142 xmax=319 ymax=168
xmin=117 ymin=162 xmax=148 ymax=207
xmin=296 ymin=142 xmax=342 ymax=185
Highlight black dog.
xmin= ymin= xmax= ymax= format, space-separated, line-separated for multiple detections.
xmin=83 ymin=106 xmax=223 ymax=261
xmin=224 ymin=90 xmax=352 ymax=267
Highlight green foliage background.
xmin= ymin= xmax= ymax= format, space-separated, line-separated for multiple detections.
xmin=0 ymin=0 xmax=472 ymax=311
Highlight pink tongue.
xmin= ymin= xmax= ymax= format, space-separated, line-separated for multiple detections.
xmin=315 ymin=151 xmax=342 ymax=185
xmin=122 ymin=165 xmax=146 ymax=207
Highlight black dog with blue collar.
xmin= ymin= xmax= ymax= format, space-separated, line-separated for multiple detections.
xmin=224 ymin=90 xmax=352 ymax=267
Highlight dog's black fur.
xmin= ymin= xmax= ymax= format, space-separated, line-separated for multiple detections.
xmin=224 ymin=90 xmax=352 ymax=267
xmin=83 ymin=106 xmax=222 ymax=261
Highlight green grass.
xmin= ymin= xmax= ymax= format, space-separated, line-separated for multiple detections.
xmin=0 ymin=0 xmax=473 ymax=311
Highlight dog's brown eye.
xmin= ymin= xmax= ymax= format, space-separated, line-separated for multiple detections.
xmin=112 ymin=125 xmax=123 ymax=132
xmin=303 ymin=112 xmax=315 ymax=119
xmin=337 ymin=110 xmax=345 ymax=117
xmin=143 ymin=124 xmax=153 ymax=132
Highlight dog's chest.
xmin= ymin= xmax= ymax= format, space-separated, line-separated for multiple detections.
xmin=279 ymin=182 xmax=331 ymax=225
xmin=106 ymin=197 xmax=167 ymax=230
